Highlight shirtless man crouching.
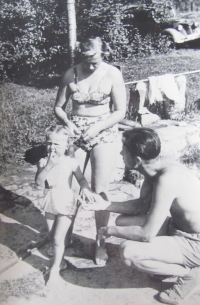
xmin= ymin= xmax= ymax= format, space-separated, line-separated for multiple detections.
xmin=83 ymin=127 xmax=200 ymax=305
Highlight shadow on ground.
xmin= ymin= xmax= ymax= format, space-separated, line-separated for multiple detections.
xmin=0 ymin=181 xmax=173 ymax=305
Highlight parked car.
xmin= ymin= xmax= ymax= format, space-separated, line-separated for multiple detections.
xmin=123 ymin=5 xmax=200 ymax=49
xmin=162 ymin=19 xmax=200 ymax=48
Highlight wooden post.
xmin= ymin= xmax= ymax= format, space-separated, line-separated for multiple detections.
xmin=67 ymin=0 xmax=77 ymax=67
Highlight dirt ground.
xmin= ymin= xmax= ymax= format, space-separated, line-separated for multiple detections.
xmin=1 ymin=157 xmax=200 ymax=305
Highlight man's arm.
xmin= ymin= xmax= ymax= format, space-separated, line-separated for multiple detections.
xmin=84 ymin=177 xmax=152 ymax=215
xmin=100 ymin=172 xmax=175 ymax=242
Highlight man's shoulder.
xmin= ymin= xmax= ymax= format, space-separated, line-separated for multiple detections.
xmin=157 ymin=161 xmax=197 ymax=185
xmin=159 ymin=159 xmax=187 ymax=174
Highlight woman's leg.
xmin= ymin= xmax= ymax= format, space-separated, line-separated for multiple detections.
xmin=90 ymin=141 xmax=118 ymax=266
xmin=47 ymin=215 xmax=72 ymax=285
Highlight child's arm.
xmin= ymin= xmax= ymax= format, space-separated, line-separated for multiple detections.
xmin=73 ymin=161 xmax=97 ymax=202
xmin=35 ymin=153 xmax=58 ymax=186
xmin=35 ymin=158 xmax=50 ymax=186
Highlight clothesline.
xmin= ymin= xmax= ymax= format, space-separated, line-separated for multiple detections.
xmin=124 ymin=69 xmax=200 ymax=85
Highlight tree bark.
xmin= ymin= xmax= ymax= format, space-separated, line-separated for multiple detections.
xmin=67 ymin=0 xmax=77 ymax=67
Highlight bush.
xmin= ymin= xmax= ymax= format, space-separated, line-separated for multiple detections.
xmin=180 ymin=143 xmax=200 ymax=169
xmin=76 ymin=0 xmax=172 ymax=62
xmin=1 ymin=0 xmax=174 ymax=82
xmin=129 ymin=30 xmax=170 ymax=58
xmin=1 ymin=0 xmax=68 ymax=82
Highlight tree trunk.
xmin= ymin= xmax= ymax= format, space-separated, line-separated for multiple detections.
xmin=67 ymin=0 xmax=77 ymax=67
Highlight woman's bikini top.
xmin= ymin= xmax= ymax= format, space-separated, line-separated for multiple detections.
xmin=71 ymin=66 xmax=111 ymax=105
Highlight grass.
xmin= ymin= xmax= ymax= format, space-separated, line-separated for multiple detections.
xmin=0 ymin=272 xmax=45 ymax=303
xmin=1 ymin=49 xmax=200 ymax=173
xmin=0 ymin=83 xmax=57 ymax=171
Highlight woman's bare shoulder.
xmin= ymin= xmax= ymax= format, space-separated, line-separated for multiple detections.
xmin=61 ymin=66 xmax=76 ymax=84
xmin=105 ymin=63 xmax=124 ymax=82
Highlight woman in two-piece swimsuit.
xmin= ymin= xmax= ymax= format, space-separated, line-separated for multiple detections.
xmin=54 ymin=36 xmax=126 ymax=266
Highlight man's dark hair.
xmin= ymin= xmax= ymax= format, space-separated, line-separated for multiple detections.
xmin=122 ymin=128 xmax=161 ymax=160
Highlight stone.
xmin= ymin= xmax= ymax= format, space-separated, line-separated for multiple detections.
xmin=140 ymin=113 xmax=161 ymax=126
xmin=154 ymin=123 xmax=200 ymax=159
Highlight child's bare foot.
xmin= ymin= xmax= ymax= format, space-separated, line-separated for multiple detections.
xmin=94 ymin=239 xmax=108 ymax=267
xmin=46 ymin=267 xmax=60 ymax=286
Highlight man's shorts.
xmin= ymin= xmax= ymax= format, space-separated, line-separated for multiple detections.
xmin=70 ymin=112 xmax=118 ymax=152
xmin=169 ymin=219 xmax=200 ymax=268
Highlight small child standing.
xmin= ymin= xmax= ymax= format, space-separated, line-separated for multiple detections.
xmin=35 ymin=125 xmax=96 ymax=285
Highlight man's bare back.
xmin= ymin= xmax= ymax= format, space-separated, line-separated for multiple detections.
xmin=151 ymin=160 xmax=200 ymax=233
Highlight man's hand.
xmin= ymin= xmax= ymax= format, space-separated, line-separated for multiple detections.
xmin=80 ymin=187 xmax=99 ymax=204
xmin=98 ymin=227 xmax=111 ymax=240
xmin=80 ymin=194 xmax=111 ymax=211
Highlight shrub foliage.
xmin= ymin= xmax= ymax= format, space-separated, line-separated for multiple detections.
xmin=1 ymin=0 xmax=68 ymax=81
xmin=1 ymin=0 xmax=174 ymax=82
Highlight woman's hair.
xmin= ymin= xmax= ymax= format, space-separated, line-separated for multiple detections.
xmin=45 ymin=124 xmax=74 ymax=156
xmin=122 ymin=128 xmax=161 ymax=160
xmin=75 ymin=36 xmax=113 ymax=59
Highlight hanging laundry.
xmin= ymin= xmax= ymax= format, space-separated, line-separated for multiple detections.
xmin=148 ymin=74 xmax=186 ymax=109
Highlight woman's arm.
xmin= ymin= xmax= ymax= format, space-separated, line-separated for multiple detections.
xmin=96 ymin=66 xmax=126 ymax=130
xmin=54 ymin=71 xmax=71 ymax=125
xmin=54 ymin=70 xmax=81 ymax=136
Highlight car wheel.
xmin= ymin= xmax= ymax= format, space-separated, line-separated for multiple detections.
xmin=162 ymin=34 xmax=175 ymax=49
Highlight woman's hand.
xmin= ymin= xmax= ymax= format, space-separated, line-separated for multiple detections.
xmin=82 ymin=123 xmax=102 ymax=141
xmin=65 ymin=121 xmax=82 ymax=137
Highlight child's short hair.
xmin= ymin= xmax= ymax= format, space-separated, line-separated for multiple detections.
xmin=122 ymin=128 xmax=161 ymax=160
xmin=45 ymin=124 xmax=69 ymax=138
xmin=45 ymin=124 xmax=74 ymax=156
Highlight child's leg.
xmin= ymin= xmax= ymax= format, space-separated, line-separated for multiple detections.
xmin=45 ymin=212 xmax=56 ymax=256
xmin=45 ymin=212 xmax=56 ymax=238
xmin=47 ymin=214 xmax=72 ymax=285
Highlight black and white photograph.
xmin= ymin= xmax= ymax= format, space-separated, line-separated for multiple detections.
xmin=1 ymin=1 xmax=200 ymax=304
